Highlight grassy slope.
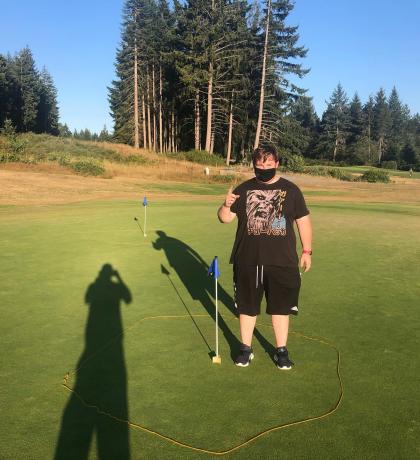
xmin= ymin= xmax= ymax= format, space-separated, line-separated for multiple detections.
xmin=338 ymin=165 xmax=420 ymax=179
xmin=2 ymin=133 xmax=419 ymax=182
xmin=1 ymin=199 xmax=420 ymax=459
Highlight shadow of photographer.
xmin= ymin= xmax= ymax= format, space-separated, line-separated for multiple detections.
xmin=54 ymin=264 xmax=132 ymax=460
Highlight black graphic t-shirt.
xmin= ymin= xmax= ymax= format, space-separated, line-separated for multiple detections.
xmin=229 ymin=177 xmax=309 ymax=267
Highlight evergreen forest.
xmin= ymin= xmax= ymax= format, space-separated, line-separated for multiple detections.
xmin=1 ymin=0 xmax=419 ymax=170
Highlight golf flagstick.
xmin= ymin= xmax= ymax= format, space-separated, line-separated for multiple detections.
xmin=142 ymin=196 xmax=147 ymax=237
xmin=208 ymin=256 xmax=221 ymax=364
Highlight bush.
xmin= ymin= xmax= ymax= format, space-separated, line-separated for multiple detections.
xmin=70 ymin=159 xmax=105 ymax=176
xmin=211 ymin=174 xmax=237 ymax=183
xmin=359 ymin=169 xmax=390 ymax=183
xmin=166 ymin=150 xmax=225 ymax=166
xmin=284 ymin=154 xmax=305 ymax=173
xmin=120 ymin=154 xmax=148 ymax=165
xmin=304 ymin=166 xmax=328 ymax=176
xmin=327 ymin=168 xmax=354 ymax=181
xmin=304 ymin=166 xmax=354 ymax=181
xmin=57 ymin=154 xmax=71 ymax=167
xmin=381 ymin=161 xmax=398 ymax=170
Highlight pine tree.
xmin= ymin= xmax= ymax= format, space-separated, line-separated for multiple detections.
xmin=346 ymin=93 xmax=369 ymax=163
xmin=58 ymin=123 xmax=72 ymax=137
xmin=288 ymin=96 xmax=319 ymax=157
xmin=254 ymin=0 xmax=308 ymax=149
xmin=98 ymin=125 xmax=111 ymax=142
xmin=36 ymin=67 xmax=59 ymax=135
xmin=14 ymin=47 xmax=40 ymax=132
xmin=388 ymin=86 xmax=406 ymax=147
xmin=175 ymin=0 xmax=213 ymax=151
xmin=400 ymin=142 xmax=417 ymax=168
xmin=109 ymin=0 xmax=153 ymax=146
xmin=316 ymin=83 xmax=349 ymax=161
xmin=362 ymin=96 xmax=375 ymax=163
xmin=372 ymin=88 xmax=390 ymax=164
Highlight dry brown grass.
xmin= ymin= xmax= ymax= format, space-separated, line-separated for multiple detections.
xmin=1 ymin=163 xmax=420 ymax=207
xmin=1 ymin=139 xmax=420 ymax=206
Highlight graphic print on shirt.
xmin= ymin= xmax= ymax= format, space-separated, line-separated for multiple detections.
xmin=246 ymin=190 xmax=287 ymax=236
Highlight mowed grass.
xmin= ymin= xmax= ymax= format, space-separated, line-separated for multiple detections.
xmin=338 ymin=165 xmax=420 ymax=179
xmin=0 ymin=199 xmax=419 ymax=459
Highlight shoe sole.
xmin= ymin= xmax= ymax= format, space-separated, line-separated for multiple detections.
xmin=274 ymin=355 xmax=292 ymax=370
xmin=235 ymin=353 xmax=254 ymax=367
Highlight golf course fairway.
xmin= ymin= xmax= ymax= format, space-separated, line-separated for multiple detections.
xmin=1 ymin=199 xmax=419 ymax=459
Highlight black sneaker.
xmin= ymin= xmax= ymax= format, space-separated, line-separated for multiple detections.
xmin=274 ymin=346 xmax=293 ymax=370
xmin=235 ymin=344 xmax=254 ymax=367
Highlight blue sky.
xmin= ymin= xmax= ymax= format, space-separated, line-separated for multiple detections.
xmin=1 ymin=0 xmax=419 ymax=133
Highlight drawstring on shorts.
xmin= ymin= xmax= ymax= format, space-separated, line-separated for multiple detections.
xmin=256 ymin=265 xmax=264 ymax=288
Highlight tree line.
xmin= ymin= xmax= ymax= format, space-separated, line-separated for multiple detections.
xmin=2 ymin=2 xmax=419 ymax=170
xmin=0 ymin=47 xmax=59 ymax=135
xmin=108 ymin=0 xmax=308 ymax=163
xmin=287 ymin=84 xmax=420 ymax=169
xmin=59 ymin=123 xmax=113 ymax=142
xmin=109 ymin=0 xmax=419 ymax=169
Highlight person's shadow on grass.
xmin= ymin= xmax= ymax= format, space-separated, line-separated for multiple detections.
xmin=153 ymin=230 xmax=241 ymax=359
xmin=54 ymin=264 xmax=132 ymax=460
xmin=153 ymin=230 xmax=278 ymax=362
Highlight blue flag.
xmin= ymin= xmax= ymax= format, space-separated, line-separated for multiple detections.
xmin=143 ymin=197 xmax=148 ymax=206
xmin=207 ymin=256 xmax=220 ymax=279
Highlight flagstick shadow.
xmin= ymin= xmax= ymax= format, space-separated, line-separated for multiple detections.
xmin=133 ymin=217 xmax=144 ymax=234
xmin=153 ymin=231 xmax=240 ymax=361
xmin=161 ymin=263 xmax=212 ymax=354
xmin=153 ymin=231 xmax=279 ymax=362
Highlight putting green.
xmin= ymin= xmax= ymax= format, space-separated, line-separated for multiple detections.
xmin=63 ymin=314 xmax=341 ymax=454
xmin=1 ymin=198 xmax=419 ymax=459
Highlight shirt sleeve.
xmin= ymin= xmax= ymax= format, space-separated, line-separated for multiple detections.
xmin=294 ymin=187 xmax=309 ymax=219
xmin=229 ymin=186 xmax=241 ymax=214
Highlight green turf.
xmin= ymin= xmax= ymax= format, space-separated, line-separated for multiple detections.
xmin=141 ymin=181 xmax=231 ymax=195
xmin=338 ymin=165 xmax=420 ymax=179
xmin=1 ymin=199 xmax=419 ymax=459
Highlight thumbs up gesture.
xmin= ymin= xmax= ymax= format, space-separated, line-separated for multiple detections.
xmin=224 ymin=186 xmax=240 ymax=208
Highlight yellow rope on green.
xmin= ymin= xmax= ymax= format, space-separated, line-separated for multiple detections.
xmin=61 ymin=314 xmax=343 ymax=456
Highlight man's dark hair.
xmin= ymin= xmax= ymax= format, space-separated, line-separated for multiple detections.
xmin=252 ymin=145 xmax=279 ymax=166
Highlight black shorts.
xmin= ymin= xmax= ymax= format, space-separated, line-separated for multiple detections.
xmin=233 ymin=265 xmax=301 ymax=316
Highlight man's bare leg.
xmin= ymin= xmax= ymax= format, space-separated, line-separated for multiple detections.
xmin=239 ymin=314 xmax=257 ymax=346
xmin=272 ymin=314 xmax=289 ymax=348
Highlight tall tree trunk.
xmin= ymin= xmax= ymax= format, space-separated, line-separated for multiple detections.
xmin=254 ymin=0 xmax=271 ymax=150
xmin=333 ymin=119 xmax=339 ymax=162
xmin=226 ymin=90 xmax=234 ymax=166
xmin=171 ymin=108 xmax=175 ymax=153
xmin=146 ymin=69 xmax=152 ymax=150
xmin=152 ymin=64 xmax=157 ymax=151
xmin=168 ymin=112 xmax=172 ymax=152
xmin=159 ymin=65 xmax=163 ymax=153
xmin=175 ymin=115 xmax=178 ymax=152
xmin=142 ymin=93 xmax=147 ymax=149
xmin=368 ymin=118 xmax=371 ymax=163
xmin=378 ymin=136 xmax=383 ymax=163
xmin=210 ymin=130 xmax=215 ymax=154
xmin=205 ymin=61 xmax=213 ymax=152
xmin=194 ymin=91 xmax=200 ymax=150
xmin=163 ymin=123 xmax=167 ymax=152
xmin=133 ymin=46 xmax=139 ymax=148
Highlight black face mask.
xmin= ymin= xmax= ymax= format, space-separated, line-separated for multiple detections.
xmin=254 ymin=167 xmax=276 ymax=182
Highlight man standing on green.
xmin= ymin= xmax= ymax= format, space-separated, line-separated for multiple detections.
xmin=218 ymin=146 xmax=312 ymax=369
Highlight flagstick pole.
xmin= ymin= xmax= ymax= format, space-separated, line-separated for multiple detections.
xmin=144 ymin=205 xmax=147 ymax=237
xmin=215 ymin=276 xmax=219 ymax=358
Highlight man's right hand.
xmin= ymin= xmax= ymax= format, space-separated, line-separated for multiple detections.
xmin=224 ymin=186 xmax=240 ymax=208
